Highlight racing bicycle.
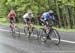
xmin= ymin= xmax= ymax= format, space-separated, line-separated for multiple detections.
xmin=39 ymin=24 xmax=60 ymax=45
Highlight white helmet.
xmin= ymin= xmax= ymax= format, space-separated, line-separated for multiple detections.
xmin=27 ymin=9 xmax=32 ymax=14
xmin=10 ymin=9 xmax=15 ymax=13
xmin=49 ymin=10 xmax=53 ymax=13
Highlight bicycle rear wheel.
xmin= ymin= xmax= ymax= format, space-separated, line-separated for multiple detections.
xmin=50 ymin=29 xmax=60 ymax=45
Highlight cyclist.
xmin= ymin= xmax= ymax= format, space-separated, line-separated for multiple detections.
xmin=22 ymin=10 xmax=33 ymax=30
xmin=8 ymin=9 xmax=16 ymax=30
xmin=40 ymin=10 xmax=55 ymax=39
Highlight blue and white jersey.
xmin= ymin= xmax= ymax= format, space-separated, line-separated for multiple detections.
xmin=42 ymin=12 xmax=55 ymax=20
xmin=42 ymin=12 xmax=50 ymax=20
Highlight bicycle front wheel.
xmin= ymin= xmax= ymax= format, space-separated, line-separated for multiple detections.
xmin=10 ymin=25 xmax=15 ymax=37
xmin=11 ymin=28 xmax=15 ymax=37
xmin=15 ymin=26 xmax=20 ymax=37
xmin=50 ymin=29 xmax=60 ymax=45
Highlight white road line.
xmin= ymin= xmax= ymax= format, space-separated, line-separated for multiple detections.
xmin=0 ymin=29 xmax=75 ymax=44
xmin=0 ymin=29 xmax=25 ymax=34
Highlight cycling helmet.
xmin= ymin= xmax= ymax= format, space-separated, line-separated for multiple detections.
xmin=49 ymin=10 xmax=53 ymax=13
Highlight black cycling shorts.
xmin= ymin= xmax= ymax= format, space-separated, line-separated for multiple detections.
xmin=25 ymin=18 xmax=30 ymax=24
xmin=9 ymin=17 xmax=15 ymax=23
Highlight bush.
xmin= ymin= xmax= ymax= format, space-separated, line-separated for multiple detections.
xmin=0 ymin=18 xmax=8 ymax=23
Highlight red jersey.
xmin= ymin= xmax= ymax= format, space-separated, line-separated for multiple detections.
xmin=8 ymin=13 xmax=16 ymax=19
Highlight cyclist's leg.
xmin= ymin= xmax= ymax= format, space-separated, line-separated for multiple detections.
xmin=9 ymin=17 xmax=13 ymax=28
xmin=44 ymin=20 xmax=51 ymax=39
xmin=44 ymin=25 xmax=47 ymax=33
xmin=28 ymin=19 xmax=32 ymax=32
xmin=25 ymin=18 xmax=30 ymax=30
xmin=43 ymin=20 xmax=49 ymax=33
xmin=9 ymin=17 xmax=14 ymax=32
xmin=10 ymin=17 xmax=16 ymax=29
xmin=10 ymin=17 xmax=16 ymax=32
xmin=29 ymin=20 xmax=32 ymax=28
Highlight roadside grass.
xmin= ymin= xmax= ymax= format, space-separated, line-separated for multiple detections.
xmin=0 ymin=18 xmax=8 ymax=23
xmin=0 ymin=18 xmax=75 ymax=32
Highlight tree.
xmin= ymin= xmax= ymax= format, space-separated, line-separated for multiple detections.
xmin=54 ymin=0 xmax=62 ymax=27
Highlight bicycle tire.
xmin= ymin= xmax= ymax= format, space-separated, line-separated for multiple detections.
xmin=49 ymin=29 xmax=60 ymax=45
xmin=10 ymin=26 xmax=15 ymax=37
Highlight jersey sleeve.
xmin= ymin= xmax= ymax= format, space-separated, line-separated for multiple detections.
xmin=22 ymin=14 xmax=27 ymax=18
xmin=40 ymin=15 xmax=44 ymax=19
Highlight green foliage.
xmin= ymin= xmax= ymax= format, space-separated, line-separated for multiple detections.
xmin=0 ymin=0 xmax=75 ymax=28
xmin=0 ymin=18 xmax=8 ymax=23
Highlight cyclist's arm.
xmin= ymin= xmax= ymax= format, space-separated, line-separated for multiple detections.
xmin=40 ymin=15 xmax=44 ymax=21
xmin=50 ymin=16 xmax=59 ymax=25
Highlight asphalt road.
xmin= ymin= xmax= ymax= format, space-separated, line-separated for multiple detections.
xmin=0 ymin=25 xmax=75 ymax=53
